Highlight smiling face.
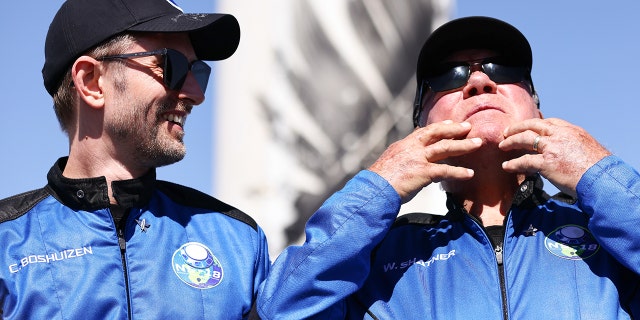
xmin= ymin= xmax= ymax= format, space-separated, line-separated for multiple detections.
xmin=418 ymin=49 xmax=540 ymax=145
xmin=101 ymin=33 xmax=206 ymax=169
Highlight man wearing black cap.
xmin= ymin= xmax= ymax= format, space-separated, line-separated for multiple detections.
xmin=0 ymin=0 xmax=269 ymax=319
xmin=256 ymin=16 xmax=640 ymax=319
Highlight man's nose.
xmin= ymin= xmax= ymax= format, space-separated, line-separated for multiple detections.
xmin=178 ymin=72 xmax=206 ymax=106
xmin=462 ymin=69 xmax=498 ymax=98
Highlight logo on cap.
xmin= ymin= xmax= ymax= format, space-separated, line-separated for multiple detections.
xmin=172 ymin=242 xmax=223 ymax=289
xmin=544 ymin=225 xmax=599 ymax=260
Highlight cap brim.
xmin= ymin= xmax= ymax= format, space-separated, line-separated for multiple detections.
xmin=416 ymin=16 xmax=532 ymax=82
xmin=129 ymin=13 xmax=240 ymax=61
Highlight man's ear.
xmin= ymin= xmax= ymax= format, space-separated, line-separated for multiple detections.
xmin=71 ymin=56 xmax=105 ymax=109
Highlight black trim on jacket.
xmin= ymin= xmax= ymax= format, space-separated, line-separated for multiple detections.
xmin=0 ymin=157 xmax=258 ymax=230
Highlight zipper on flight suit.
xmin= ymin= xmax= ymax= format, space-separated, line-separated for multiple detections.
xmin=494 ymin=242 xmax=508 ymax=320
xmin=470 ymin=216 xmax=509 ymax=320
xmin=115 ymin=212 xmax=133 ymax=319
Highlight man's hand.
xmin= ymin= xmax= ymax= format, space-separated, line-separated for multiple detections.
xmin=368 ymin=120 xmax=482 ymax=203
xmin=499 ymin=118 xmax=611 ymax=197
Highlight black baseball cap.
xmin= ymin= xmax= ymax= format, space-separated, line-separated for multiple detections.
xmin=43 ymin=0 xmax=241 ymax=96
xmin=416 ymin=16 xmax=532 ymax=83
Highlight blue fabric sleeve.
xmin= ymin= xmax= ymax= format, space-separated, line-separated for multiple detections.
xmin=256 ymin=170 xmax=401 ymax=319
xmin=250 ymin=226 xmax=271 ymax=318
xmin=577 ymin=155 xmax=640 ymax=274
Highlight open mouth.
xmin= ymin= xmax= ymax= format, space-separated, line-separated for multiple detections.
xmin=163 ymin=113 xmax=186 ymax=127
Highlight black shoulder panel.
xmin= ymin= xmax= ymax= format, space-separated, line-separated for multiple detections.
xmin=392 ymin=212 xmax=445 ymax=229
xmin=155 ymin=180 xmax=258 ymax=231
xmin=0 ymin=188 xmax=50 ymax=223
xmin=551 ymin=192 xmax=577 ymax=204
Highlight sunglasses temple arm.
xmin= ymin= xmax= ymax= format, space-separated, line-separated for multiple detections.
xmin=413 ymin=80 xmax=426 ymax=127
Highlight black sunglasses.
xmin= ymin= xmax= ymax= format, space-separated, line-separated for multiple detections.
xmin=423 ymin=57 xmax=530 ymax=93
xmin=97 ymin=48 xmax=211 ymax=93
xmin=412 ymin=58 xmax=531 ymax=126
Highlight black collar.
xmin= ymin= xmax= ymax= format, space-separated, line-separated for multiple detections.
xmin=443 ymin=174 xmax=552 ymax=221
xmin=46 ymin=157 xmax=156 ymax=211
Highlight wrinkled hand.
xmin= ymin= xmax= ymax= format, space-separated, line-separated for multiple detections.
xmin=368 ymin=120 xmax=482 ymax=203
xmin=499 ymin=118 xmax=611 ymax=197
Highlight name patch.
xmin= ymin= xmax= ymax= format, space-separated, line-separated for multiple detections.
xmin=382 ymin=249 xmax=456 ymax=272
xmin=9 ymin=246 xmax=94 ymax=274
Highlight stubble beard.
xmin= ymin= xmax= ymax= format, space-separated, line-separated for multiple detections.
xmin=109 ymin=97 xmax=187 ymax=169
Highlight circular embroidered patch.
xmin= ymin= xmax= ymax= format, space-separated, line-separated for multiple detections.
xmin=544 ymin=225 xmax=599 ymax=260
xmin=172 ymin=242 xmax=223 ymax=289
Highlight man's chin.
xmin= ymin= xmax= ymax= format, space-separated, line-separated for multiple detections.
xmin=149 ymin=146 xmax=186 ymax=168
xmin=468 ymin=128 xmax=504 ymax=144
xmin=153 ymin=156 xmax=185 ymax=168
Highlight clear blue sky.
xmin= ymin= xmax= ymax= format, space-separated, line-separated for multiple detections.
xmin=1 ymin=1 xmax=639 ymax=200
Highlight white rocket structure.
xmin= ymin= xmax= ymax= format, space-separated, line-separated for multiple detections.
xmin=214 ymin=0 xmax=453 ymax=256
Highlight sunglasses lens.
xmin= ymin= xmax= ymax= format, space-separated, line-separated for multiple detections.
xmin=191 ymin=61 xmax=212 ymax=93
xmin=483 ymin=63 xmax=528 ymax=84
xmin=164 ymin=49 xmax=189 ymax=91
xmin=164 ymin=49 xmax=211 ymax=93
xmin=427 ymin=65 xmax=470 ymax=92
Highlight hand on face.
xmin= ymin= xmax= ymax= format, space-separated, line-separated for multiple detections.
xmin=368 ymin=120 xmax=482 ymax=203
xmin=499 ymin=118 xmax=611 ymax=197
